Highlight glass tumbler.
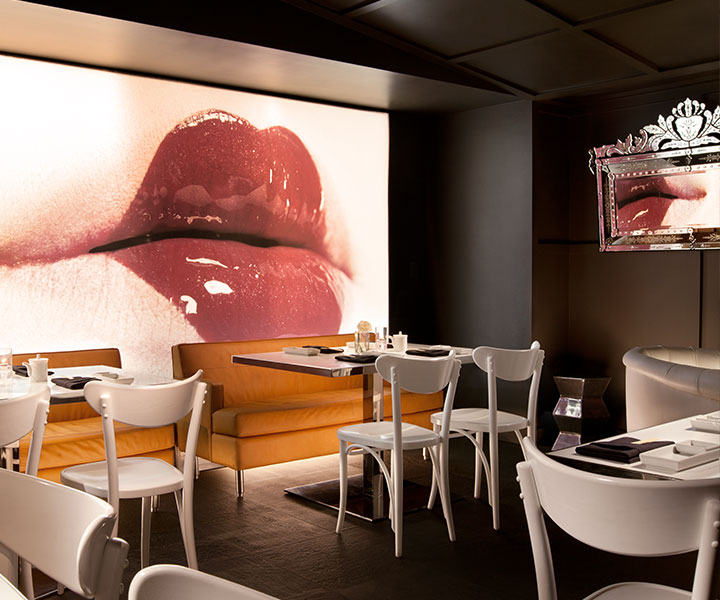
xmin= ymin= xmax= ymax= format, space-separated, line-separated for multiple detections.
xmin=0 ymin=347 xmax=12 ymax=385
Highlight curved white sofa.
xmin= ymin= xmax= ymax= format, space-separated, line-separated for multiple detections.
xmin=623 ymin=346 xmax=720 ymax=430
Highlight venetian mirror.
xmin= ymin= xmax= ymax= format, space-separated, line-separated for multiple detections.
xmin=590 ymin=98 xmax=720 ymax=251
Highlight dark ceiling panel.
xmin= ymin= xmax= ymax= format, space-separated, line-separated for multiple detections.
xmin=310 ymin=0 xmax=367 ymax=10
xmin=589 ymin=0 xmax=720 ymax=69
xmin=534 ymin=0 xmax=671 ymax=23
xmin=354 ymin=0 xmax=559 ymax=57
xmin=461 ymin=32 xmax=644 ymax=94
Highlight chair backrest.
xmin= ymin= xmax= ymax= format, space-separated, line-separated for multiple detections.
xmin=84 ymin=370 xmax=207 ymax=512
xmin=0 ymin=469 xmax=128 ymax=599
xmin=129 ymin=564 xmax=279 ymax=600
xmin=517 ymin=437 xmax=720 ymax=600
xmin=0 ymin=386 xmax=50 ymax=476
xmin=376 ymin=353 xmax=461 ymax=448
xmin=472 ymin=341 xmax=544 ymax=439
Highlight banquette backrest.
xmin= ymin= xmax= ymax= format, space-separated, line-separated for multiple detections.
xmin=172 ymin=334 xmax=360 ymax=406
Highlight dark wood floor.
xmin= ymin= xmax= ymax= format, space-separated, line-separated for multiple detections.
xmin=45 ymin=439 xmax=696 ymax=599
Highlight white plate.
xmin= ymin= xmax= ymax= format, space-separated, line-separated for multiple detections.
xmin=94 ymin=372 xmax=134 ymax=385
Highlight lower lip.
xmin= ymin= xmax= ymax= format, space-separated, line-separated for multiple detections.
xmin=113 ymin=238 xmax=346 ymax=340
xmin=617 ymin=196 xmax=675 ymax=231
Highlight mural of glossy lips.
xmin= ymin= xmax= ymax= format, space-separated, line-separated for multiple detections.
xmin=99 ymin=110 xmax=348 ymax=340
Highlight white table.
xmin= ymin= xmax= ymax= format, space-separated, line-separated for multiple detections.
xmin=550 ymin=416 xmax=720 ymax=480
xmin=0 ymin=365 xmax=172 ymax=470
xmin=232 ymin=344 xmax=473 ymax=520
xmin=0 ymin=365 xmax=169 ymax=404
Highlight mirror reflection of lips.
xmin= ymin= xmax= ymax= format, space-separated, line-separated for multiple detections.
xmin=96 ymin=110 xmax=350 ymax=340
xmin=615 ymin=173 xmax=709 ymax=232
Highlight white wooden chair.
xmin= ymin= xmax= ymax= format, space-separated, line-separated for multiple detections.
xmin=429 ymin=341 xmax=543 ymax=530
xmin=0 ymin=386 xmax=50 ymax=597
xmin=129 ymin=564 xmax=279 ymax=599
xmin=0 ymin=468 xmax=127 ymax=599
xmin=336 ymin=353 xmax=461 ymax=557
xmin=61 ymin=371 xmax=206 ymax=569
xmin=517 ymin=437 xmax=720 ymax=600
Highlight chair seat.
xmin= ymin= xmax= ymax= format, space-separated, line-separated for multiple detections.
xmin=61 ymin=457 xmax=183 ymax=499
xmin=337 ymin=421 xmax=440 ymax=450
xmin=431 ymin=408 xmax=529 ymax=433
xmin=585 ymin=582 xmax=691 ymax=599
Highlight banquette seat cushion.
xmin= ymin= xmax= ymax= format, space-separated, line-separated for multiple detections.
xmin=14 ymin=348 xmax=174 ymax=481
xmin=172 ymin=334 xmax=443 ymax=474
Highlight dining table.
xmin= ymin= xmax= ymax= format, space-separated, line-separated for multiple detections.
xmin=0 ymin=365 xmax=169 ymax=403
xmin=549 ymin=414 xmax=720 ymax=480
xmin=232 ymin=344 xmax=474 ymax=521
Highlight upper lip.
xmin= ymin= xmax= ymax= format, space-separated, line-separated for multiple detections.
xmin=90 ymin=109 xmax=349 ymax=277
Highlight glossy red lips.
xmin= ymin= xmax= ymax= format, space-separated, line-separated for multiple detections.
xmin=615 ymin=172 xmax=714 ymax=232
xmin=98 ymin=110 xmax=348 ymax=340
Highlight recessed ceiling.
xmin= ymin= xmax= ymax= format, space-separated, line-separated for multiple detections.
xmin=1 ymin=0 xmax=718 ymax=112
xmin=287 ymin=0 xmax=720 ymax=100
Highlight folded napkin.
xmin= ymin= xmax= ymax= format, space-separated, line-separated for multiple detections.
xmin=406 ymin=349 xmax=450 ymax=357
xmin=51 ymin=376 xmax=100 ymax=390
xmin=13 ymin=365 xmax=54 ymax=377
xmin=303 ymin=345 xmax=344 ymax=354
xmin=334 ymin=354 xmax=379 ymax=364
xmin=575 ymin=436 xmax=673 ymax=463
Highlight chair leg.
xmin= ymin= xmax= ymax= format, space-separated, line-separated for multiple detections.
xmin=427 ymin=471 xmax=438 ymax=510
xmin=489 ymin=430 xmax=499 ymax=530
xmin=516 ymin=429 xmax=528 ymax=459
xmin=437 ymin=443 xmax=456 ymax=542
xmin=392 ymin=448 xmax=403 ymax=558
xmin=175 ymin=489 xmax=198 ymax=569
xmin=141 ymin=496 xmax=152 ymax=569
xmin=427 ymin=422 xmax=440 ymax=509
xmin=235 ymin=470 xmax=244 ymax=498
xmin=428 ymin=444 xmax=456 ymax=542
xmin=336 ymin=440 xmax=348 ymax=534
xmin=474 ymin=432 xmax=485 ymax=499
xmin=19 ymin=559 xmax=33 ymax=600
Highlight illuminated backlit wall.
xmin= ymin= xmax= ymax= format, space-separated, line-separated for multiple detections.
xmin=0 ymin=55 xmax=389 ymax=375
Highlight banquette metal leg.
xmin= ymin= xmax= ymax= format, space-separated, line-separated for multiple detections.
xmin=236 ymin=469 xmax=245 ymax=498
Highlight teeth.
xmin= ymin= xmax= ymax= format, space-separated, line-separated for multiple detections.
xmin=185 ymin=215 xmax=223 ymax=225
xmin=175 ymin=184 xmax=213 ymax=207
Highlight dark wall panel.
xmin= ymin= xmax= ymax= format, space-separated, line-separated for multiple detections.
xmin=434 ymin=100 xmax=534 ymax=351
xmin=535 ymin=88 xmax=720 ymax=433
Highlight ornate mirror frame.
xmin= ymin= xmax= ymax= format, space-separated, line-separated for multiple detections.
xmin=590 ymin=98 xmax=720 ymax=251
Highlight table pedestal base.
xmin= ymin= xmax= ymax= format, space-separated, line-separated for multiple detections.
xmin=284 ymin=475 xmax=449 ymax=522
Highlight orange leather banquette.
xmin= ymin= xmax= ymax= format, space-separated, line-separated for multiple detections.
xmin=14 ymin=348 xmax=175 ymax=482
xmin=171 ymin=334 xmax=443 ymax=493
